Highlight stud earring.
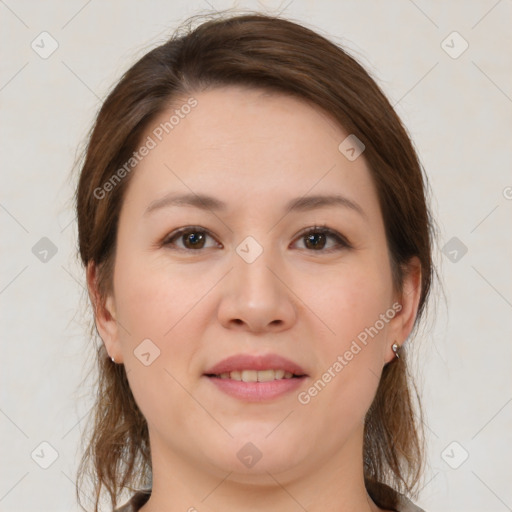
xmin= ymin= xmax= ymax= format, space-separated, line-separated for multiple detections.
xmin=391 ymin=342 xmax=401 ymax=359
xmin=111 ymin=356 xmax=116 ymax=364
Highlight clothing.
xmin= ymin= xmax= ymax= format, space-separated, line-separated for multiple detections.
xmin=115 ymin=491 xmax=150 ymax=512
xmin=393 ymin=491 xmax=426 ymax=512
xmin=114 ymin=483 xmax=426 ymax=511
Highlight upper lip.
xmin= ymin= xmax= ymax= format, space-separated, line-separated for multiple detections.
xmin=205 ymin=353 xmax=307 ymax=376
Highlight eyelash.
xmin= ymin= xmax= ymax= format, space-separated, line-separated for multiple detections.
xmin=162 ymin=224 xmax=351 ymax=253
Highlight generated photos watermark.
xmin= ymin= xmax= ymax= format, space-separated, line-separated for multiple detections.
xmin=297 ymin=302 xmax=402 ymax=405
xmin=93 ymin=97 xmax=198 ymax=200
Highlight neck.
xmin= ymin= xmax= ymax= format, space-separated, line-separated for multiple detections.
xmin=140 ymin=425 xmax=382 ymax=512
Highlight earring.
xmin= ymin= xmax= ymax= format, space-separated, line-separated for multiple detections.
xmin=111 ymin=356 xmax=116 ymax=364
xmin=391 ymin=342 xmax=401 ymax=359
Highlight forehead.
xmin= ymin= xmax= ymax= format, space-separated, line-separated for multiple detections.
xmin=169 ymin=85 xmax=344 ymax=156
xmin=122 ymin=86 xmax=379 ymax=218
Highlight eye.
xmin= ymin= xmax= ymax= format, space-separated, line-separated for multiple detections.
xmin=292 ymin=225 xmax=351 ymax=252
xmin=163 ymin=226 xmax=221 ymax=251
xmin=162 ymin=224 xmax=350 ymax=253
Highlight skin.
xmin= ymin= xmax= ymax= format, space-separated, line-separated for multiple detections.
xmin=88 ymin=86 xmax=421 ymax=512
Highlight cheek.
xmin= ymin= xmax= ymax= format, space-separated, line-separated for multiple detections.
xmin=296 ymin=261 xmax=393 ymax=427
xmin=113 ymin=252 xmax=204 ymax=340
xmin=111 ymin=260 xmax=200 ymax=419
xmin=113 ymin=261 xmax=206 ymax=431
xmin=306 ymin=262 xmax=393 ymax=350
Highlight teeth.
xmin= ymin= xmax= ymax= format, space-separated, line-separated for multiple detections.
xmin=241 ymin=370 xmax=258 ymax=382
xmin=255 ymin=369 xmax=275 ymax=382
xmin=217 ymin=369 xmax=297 ymax=381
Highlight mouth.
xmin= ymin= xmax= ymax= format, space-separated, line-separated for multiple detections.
xmin=205 ymin=369 xmax=306 ymax=381
xmin=204 ymin=354 xmax=308 ymax=401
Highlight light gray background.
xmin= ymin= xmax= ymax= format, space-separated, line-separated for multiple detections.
xmin=1 ymin=1 xmax=511 ymax=511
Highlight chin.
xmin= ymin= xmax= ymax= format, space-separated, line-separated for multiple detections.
xmin=202 ymin=434 xmax=307 ymax=479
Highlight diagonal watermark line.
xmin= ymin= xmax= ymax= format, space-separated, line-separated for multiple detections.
xmin=202 ymin=0 xmax=218 ymax=11
xmin=0 ymin=265 xmax=28 ymax=295
xmin=472 ymin=471 xmax=512 ymax=510
xmin=393 ymin=62 xmax=439 ymax=107
xmin=267 ymin=164 xmax=336 ymax=234
xmin=61 ymin=406 xmax=93 ymax=439
xmin=0 ymin=472 xmax=29 ymax=502
xmin=200 ymin=471 xmax=233 ymax=502
xmin=265 ymin=266 xmax=336 ymax=335
xmin=418 ymin=471 xmax=439 ymax=494
xmin=164 ymin=268 xmax=233 ymax=336
xmin=0 ymin=202 xmax=29 ymax=233
xmin=61 ymin=265 xmax=86 ymax=292
xmin=407 ymin=0 xmax=439 ymax=28
xmin=472 ymin=397 xmax=512 ymax=440
xmin=471 ymin=265 xmax=512 ymax=308
xmin=276 ymin=0 xmax=295 ymax=16
xmin=470 ymin=204 xmax=499 ymax=233
xmin=60 ymin=214 xmax=76 ymax=233
xmin=0 ymin=408 xmax=29 ymax=438
xmin=265 ymin=410 xmax=294 ymax=438
xmin=61 ymin=61 xmax=101 ymax=100
xmin=163 ymin=368 xmax=233 ymax=438
xmin=265 ymin=471 xmax=308 ymax=511
xmin=472 ymin=61 xmax=512 ymax=104
xmin=368 ymin=367 xmax=380 ymax=381
xmin=61 ymin=470 xmax=95 ymax=507
xmin=422 ymin=421 xmax=439 ymax=440
xmin=418 ymin=410 xmax=439 ymax=439
xmin=472 ymin=0 xmax=503 ymax=29
xmin=0 ymin=0 xmax=29 ymax=28
xmin=116 ymin=318 xmax=132 ymax=336
xmin=61 ymin=0 xmax=93 ymax=29
xmin=0 ymin=62 xmax=29 ymax=93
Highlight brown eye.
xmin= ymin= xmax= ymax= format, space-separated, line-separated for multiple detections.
xmin=181 ymin=231 xmax=206 ymax=249
xmin=304 ymin=232 xmax=327 ymax=250
xmin=164 ymin=227 xmax=219 ymax=251
xmin=294 ymin=226 xmax=351 ymax=252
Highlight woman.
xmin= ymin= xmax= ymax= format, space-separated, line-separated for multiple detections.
xmin=75 ymin=12 xmax=434 ymax=512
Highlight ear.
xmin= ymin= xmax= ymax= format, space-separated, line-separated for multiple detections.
xmin=86 ymin=261 xmax=124 ymax=363
xmin=385 ymin=256 xmax=422 ymax=363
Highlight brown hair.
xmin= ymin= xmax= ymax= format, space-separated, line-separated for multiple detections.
xmin=75 ymin=11 xmax=434 ymax=511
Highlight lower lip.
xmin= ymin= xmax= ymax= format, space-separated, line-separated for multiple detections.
xmin=205 ymin=376 xmax=306 ymax=401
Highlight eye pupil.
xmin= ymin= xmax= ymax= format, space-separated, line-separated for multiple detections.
xmin=305 ymin=232 xmax=326 ymax=250
xmin=184 ymin=232 xmax=205 ymax=249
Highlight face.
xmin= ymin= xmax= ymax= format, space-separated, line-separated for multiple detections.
xmin=92 ymin=86 xmax=420 ymax=486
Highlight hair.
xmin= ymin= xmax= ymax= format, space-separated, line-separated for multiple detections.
xmin=75 ymin=11 xmax=435 ymax=512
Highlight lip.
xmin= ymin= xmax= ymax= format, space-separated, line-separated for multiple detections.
xmin=206 ymin=376 xmax=306 ymax=402
xmin=204 ymin=353 xmax=308 ymax=402
xmin=204 ymin=353 xmax=307 ymax=376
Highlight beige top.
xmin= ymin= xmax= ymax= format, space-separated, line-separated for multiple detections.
xmin=114 ymin=484 xmax=426 ymax=512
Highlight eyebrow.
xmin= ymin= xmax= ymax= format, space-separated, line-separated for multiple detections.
xmin=144 ymin=192 xmax=366 ymax=218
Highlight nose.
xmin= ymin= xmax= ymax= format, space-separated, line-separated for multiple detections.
xmin=217 ymin=245 xmax=297 ymax=333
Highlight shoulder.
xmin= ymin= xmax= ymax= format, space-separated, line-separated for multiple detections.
xmin=113 ymin=485 xmax=427 ymax=512
xmin=114 ymin=491 xmax=151 ymax=512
